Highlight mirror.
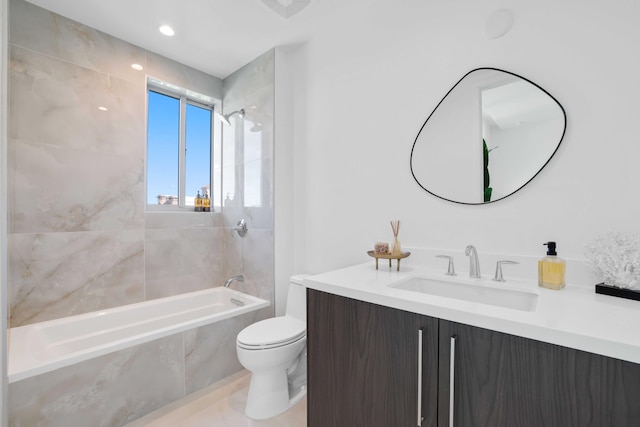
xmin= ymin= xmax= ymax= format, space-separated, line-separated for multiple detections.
xmin=410 ymin=68 xmax=566 ymax=204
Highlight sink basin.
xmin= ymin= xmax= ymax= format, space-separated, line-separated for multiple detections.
xmin=390 ymin=276 xmax=539 ymax=311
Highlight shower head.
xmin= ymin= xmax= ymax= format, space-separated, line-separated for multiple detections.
xmin=217 ymin=109 xmax=245 ymax=125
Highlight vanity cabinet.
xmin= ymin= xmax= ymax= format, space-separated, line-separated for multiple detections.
xmin=307 ymin=289 xmax=439 ymax=427
xmin=439 ymin=320 xmax=640 ymax=427
xmin=307 ymin=289 xmax=640 ymax=427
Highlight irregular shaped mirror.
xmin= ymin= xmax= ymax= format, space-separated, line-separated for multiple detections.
xmin=410 ymin=68 xmax=566 ymax=204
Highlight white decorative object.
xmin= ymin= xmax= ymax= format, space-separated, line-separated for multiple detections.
xmin=584 ymin=232 xmax=640 ymax=290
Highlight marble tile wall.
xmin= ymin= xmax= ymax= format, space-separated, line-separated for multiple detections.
xmin=9 ymin=335 xmax=185 ymax=427
xmin=7 ymin=0 xmax=275 ymax=424
xmin=7 ymin=0 xmax=235 ymax=328
xmin=8 ymin=1 xmax=148 ymax=326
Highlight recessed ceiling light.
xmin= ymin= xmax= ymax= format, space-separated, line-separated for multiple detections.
xmin=98 ymin=106 xmax=108 ymax=111
xmin=159 ymin=25 xmax=175 ymax=36
xmin=131 ymin=63 xmax=144 ymax=71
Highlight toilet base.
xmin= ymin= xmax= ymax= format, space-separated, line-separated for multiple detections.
xmin=245 ymin=367 xmax=306 ymax=420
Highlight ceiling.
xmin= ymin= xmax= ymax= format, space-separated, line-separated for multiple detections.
xmin=24 ymin=0 xmax=364 ymax=78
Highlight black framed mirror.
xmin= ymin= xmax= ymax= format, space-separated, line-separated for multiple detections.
xmin=410 ymin=68 xmax=567 ymax=204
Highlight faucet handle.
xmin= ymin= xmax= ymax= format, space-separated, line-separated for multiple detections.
xmin=436 ymin=255 xmax=457 ymax=276
xmin=233 ymin=219 xmax=248 ymax=237
xmin=493 ymin=260 xmax=519 ymax=282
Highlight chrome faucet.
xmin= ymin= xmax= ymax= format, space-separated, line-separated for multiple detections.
xmin=436 ymin=255 xmax=457 ymax=276
xmin=224 ymin=274 xmax=245 ymax=288
xmin=493 ymin=260 xmax=519 ymax=282
xmin=465 ymin=245 xmax=481 ymax=278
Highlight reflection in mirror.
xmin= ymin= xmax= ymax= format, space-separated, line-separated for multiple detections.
xmin=410 ymin=68 xmax=566 ymax=204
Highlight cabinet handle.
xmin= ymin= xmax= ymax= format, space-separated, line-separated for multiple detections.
xmin=417 ymin=328 xmax=424 ymax=426
xmin=449 ymin=335 xmax=457 ymax=427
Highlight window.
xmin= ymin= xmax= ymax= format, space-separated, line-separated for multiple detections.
xmin=147 ymin=86 xmax=214 ymax=208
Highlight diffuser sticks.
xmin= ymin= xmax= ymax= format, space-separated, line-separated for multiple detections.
xmin=390 ymin=220 xmax=401 ymax=256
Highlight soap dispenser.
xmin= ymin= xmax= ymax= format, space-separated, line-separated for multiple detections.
xmin=194 ymin=191 xmax=203 ymax=212
xmin=538 ymin=241 xmax=566 ymax=290
xmin=203 ymin=191 xmax=211 ymax=212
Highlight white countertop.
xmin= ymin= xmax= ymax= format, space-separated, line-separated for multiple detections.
xmin=305 ymin=262 xmax=640 ymax=365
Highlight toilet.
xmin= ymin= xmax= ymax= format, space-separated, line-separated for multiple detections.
xmin=236 ymin=274 xmax=309 ymax=420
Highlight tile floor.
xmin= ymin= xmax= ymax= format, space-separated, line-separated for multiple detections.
xmin=125 ymin=370 xmax=307 ymax=427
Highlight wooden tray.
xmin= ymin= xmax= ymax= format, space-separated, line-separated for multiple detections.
xmin=367 ymin=250 xmax=411 ymax=271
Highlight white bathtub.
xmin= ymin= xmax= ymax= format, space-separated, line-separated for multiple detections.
xmin=8 ymin=287 xmax=270 ymax=383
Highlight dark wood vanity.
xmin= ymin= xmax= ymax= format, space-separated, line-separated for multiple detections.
xmin=307 ymin=289 xmax=640 ymax=427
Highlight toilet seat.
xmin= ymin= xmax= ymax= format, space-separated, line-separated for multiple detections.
xmin=237 ymin=317 xmax=306 ymax=350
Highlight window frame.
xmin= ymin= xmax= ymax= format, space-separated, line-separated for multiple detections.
xmin=146 ymin=83 xmax=216 ymax=212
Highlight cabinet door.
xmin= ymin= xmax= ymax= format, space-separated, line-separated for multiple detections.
xmin=439 ymin=320 xmax=640 ymax=427
xmin=307 ymin=289 xmax=439 ymax=427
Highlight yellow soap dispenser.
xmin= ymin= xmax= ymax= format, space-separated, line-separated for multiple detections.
xmin=538 ymin=241 xmax=566 ymax=290
xmin=194 ymin=191 xmax=203 ymax=212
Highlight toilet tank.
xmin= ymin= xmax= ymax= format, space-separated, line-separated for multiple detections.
xmin=285 ymin=274 xmax=311 ymax=322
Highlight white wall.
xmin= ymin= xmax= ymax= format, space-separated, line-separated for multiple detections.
xmin=0 ymin=0 xmax=7 ymax=423
xmin=287 ymin=0 xmax=640 ymax=281
xmin=274 ymin=46 xmax=296 ymax=315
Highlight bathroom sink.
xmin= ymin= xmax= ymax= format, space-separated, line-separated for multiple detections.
xmin=390 ymin=276 xmax=538 ymax=311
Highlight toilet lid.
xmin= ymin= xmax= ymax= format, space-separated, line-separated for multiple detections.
xmin=237 ymin=317 xmax=306 ymax=349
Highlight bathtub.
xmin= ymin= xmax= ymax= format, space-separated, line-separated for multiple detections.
xmin=8 ymin=287 xmax=270 ymax=383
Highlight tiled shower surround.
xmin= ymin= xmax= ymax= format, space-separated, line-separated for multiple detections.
xmin=7 ymin=0 xmax=275 ymax=424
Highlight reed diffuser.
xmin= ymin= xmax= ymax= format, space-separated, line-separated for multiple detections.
xmin=390 ymin=220 xmax=402 ymax=256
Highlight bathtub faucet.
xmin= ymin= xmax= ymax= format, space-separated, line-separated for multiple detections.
xmin=224 ymin=274 xmax=245 ymax=288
